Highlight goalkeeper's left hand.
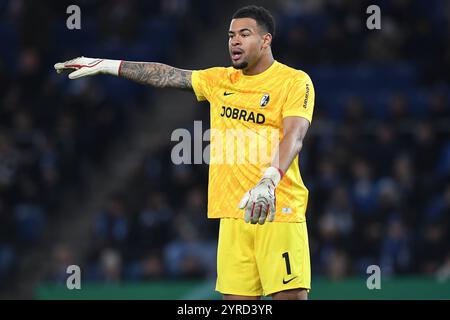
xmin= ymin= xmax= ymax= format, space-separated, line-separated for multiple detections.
xmin=238 ymin=167 xmax=284 ymax=224
xmin=54 ymin=56 xmax=122 ymax=79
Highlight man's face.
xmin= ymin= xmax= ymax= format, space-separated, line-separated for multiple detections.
xmin=228 ymin=18 xmax=269 ymax=70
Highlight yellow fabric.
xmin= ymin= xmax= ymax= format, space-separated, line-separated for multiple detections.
xmin=216 ymin=218 xmax=311 ymax=296
xmin=191 ymin=61 xmax=315 ymax=222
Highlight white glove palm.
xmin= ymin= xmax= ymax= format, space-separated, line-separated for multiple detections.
xmin=238 ymin=167 xmax=282 ymax=224
xmin=54 ymin=56 xmax=122 ymax=79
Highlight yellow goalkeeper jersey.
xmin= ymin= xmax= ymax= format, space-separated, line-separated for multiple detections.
xmin=191 ymin=60 xmax=315 ymax=222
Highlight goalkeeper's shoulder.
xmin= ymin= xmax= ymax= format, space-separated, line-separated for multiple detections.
xmin=192 ymin=66 xmax=230 ymax=77
xmin=191 ymin=66 xmax=238 ymax=88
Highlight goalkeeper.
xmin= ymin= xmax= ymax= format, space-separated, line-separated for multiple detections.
xmin=55 ymin=5 xmax=315 ymax=300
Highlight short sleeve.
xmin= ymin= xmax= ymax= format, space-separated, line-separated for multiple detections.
xmin=191 ymin=67 xmax=222 ymax=102
xmin=282 ymin=73 xmax=315 ymax=124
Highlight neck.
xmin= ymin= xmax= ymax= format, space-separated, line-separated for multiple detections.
xmin=243 ymin=51 xmax=274 ymax=76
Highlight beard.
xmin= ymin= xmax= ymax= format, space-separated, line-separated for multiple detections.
xmin=232 ymin=60 xmax=248 ymax=70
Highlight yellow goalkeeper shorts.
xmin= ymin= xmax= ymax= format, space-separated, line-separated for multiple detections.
xmin=215 ymin=217 xmax=311 ymax=296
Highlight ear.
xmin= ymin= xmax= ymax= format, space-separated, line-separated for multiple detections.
xmin=262 ymin=33 xmax=272 ymax=49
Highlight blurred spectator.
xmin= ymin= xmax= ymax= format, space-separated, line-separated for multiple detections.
xmin=125 ymin=253 xmax=165 ymax=281
xmin=427 ymin=91 xmax=450 ymax=122
xmin=99 ymin=248 xmax=122 ymax=283
xmin=416 ymin=220 xmax=448 ymax=275
xmin=350 ymin=158 xmax=376 ymax=217
xmin=392 ymin=153 xmax=418 ymax=218
xmin=320 ymin=186 xmax=355 ymax=242
xmin=164 ymin=188 xmax=217 ymax=279
xmin=372 ymin=124 xmax=399 ymax=177
xmin=0 ymin=198 xmax=16 ymax=287
xmin=135 ymin=192 xmax=174 ymax=253
xmin=0 ymin=130 xmax=19 ymax=191
xmin=387 ymin=94 xmax=411 ymax=128
xmin=92 ymin=194 xmax=131 ymax=253
xmin=45 ymin=244 xmax=76 ymax=284
xmin=87 ymin=248 xmax=123 ymax=283
xmin=380 ymin=215 xmax=412 ymax=276
xmin=413 ymin=121 xmax=440 ymax=200
xmin=325 ymin=249 xmax=350 ymax=281
xmin=436 ymin=252 xmax=450 ymax=283
xmin=424 ymin=183 xmax=450 ymax=224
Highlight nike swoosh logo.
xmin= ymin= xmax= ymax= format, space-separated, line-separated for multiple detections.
xmin=283 ymin=276 xmax=297 ymax=284
xmin=223 ymin=92 xmax=234 ymax=96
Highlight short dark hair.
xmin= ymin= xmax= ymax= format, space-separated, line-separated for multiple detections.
xmin=232 ymin=5 xmax=275 ymax=38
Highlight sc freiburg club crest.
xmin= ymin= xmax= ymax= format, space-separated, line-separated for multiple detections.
xmin=260 ymin=94 xmax=270 ymax=108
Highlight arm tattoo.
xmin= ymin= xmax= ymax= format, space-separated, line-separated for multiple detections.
xmin=119 ymin=62 xmax=193 ymax=90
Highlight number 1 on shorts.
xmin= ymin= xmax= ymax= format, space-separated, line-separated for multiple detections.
xmin=282 ymin=252 xmax=291 ymax=275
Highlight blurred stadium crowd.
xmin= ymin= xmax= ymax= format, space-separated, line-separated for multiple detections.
xmin=0 ymin=0 xmax=216 ymax=288
xmin=1 ymin=0 xmax=450 ymax=292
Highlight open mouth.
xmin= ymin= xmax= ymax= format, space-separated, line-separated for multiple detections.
xmin=231 ymin=49 xmax=243 ymax=61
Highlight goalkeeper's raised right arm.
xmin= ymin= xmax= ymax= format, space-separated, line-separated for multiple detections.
xmin=54 ymin=56 xmax=193 ymax=91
